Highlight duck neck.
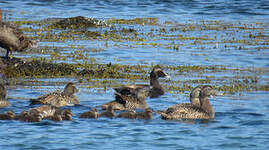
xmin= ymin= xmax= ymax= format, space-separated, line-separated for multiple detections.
xmin=190 ymin=97 xmax=200 ymax=107
xmin=150 ymin=77 xmax=163 ymax=92
xmin=0 ymin=94 xmax=6 ymax=101
xmin=200 ymin=97 xmax=214 ymax=118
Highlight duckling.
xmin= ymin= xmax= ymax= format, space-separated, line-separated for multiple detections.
xmin=15 ymin=110 xmax=42 ymax=122
xmin=30 ymin=82 xmax=79 ymax=107
xmin=45 ymin=114 xmax=63 ymax=122
xmin=101 ymin=86 xmax=150 ymax=111
xmin=0 ymin=83 xmax=10 ymax=107
xmin=28 ymin=105 xmax=56 ymax=119
xmin=79 ymin=108 xmax=99 ymax=119
xmin=135 ymin=108 xmax=153 ymax=120
xmin=61 ymin=109 xmax=73 ymax=121
xmin=99 ymin=105 xmax=115 ymax=118
xmin=0 ymin=110 xmax=15 ymax=120
xmin=0 ymin=12 xmax=37 ymax=58
xmin=117 ymin=110 xmax=136 ymax=119
xmin=160 ymin=85 xmax=223 ymax=120
xmin=114 ymin=66 xmax=170 ymax=98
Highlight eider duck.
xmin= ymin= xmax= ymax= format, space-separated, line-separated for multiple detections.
xmin=100 ymin=86 xmax=150 ymax=111
xmin=117 ymin=110 xmax=136 ymax=119
xmin=135 ymin=108 xmax=153 ymax=120
xmin=30 ymin=82 xmax=79 ymax=107
xmin=0 ymin=9 xmax=37 ymax=58
xmin=99 ymin=105 xmax=115 ymax=118
xmin=0 ymin=110 xmax=15 ymax=120
xmin=0 ymin=83 xmax=10 ymax=108
xmin=160 ymin=85 xmax=223 ymax=120
xmin=114 ymin=66 xmax=170 ymax=98
xmin=79 ymin=108 xmax=99 ymax=119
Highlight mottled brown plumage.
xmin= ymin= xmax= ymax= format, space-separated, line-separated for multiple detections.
xmin=30 ymin=82 xmax=79 ymax=107
xmin=161 ymin=85 xmax=223 ymax=120
xmin=101 ymin=86 xmax=150 ymax=111
xmin=15 ymin=110 xmax=43 ymax=122
xmin=0 ymin=20 xmax=37 ymax=58
xmin=14 ymin=105 xmax=72 ymax=122
xmin=0 ymin=83 xmax=10 ymax=108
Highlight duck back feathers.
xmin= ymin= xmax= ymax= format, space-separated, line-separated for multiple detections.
xmin=30 ymin=82 xmax=79 ymax=107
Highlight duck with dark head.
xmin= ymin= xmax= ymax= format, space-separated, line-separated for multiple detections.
xmin=114 ymin=66 xmax=170 ymax=98
xmin=0 ymin=83 xmax=10 ymax=107
xmin=160 ymin=85 xmax=223 ymax=120
xmin=30 ymin=82 xmax=80 ymax=107
xmin=0 ymin=9 xmax=37 ymax=59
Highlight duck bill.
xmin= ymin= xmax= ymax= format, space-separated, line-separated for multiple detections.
xmin=214 ymin=90 xmax=224 ymax=96
xmin=164 ymin=73 xmax=171 ymax=80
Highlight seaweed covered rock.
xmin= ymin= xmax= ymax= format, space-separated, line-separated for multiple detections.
xmin=50 ymin=16 xmax=108 ymax=29
xmin=0 ymin=57 xmax=76 ymax=78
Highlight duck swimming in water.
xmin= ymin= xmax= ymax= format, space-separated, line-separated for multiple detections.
xmin=117 ymin=110 xmax=136 ymax=119
xmin=135 ymin=108 xmax=153 ymax=120
xmin=30 ymin=82 xmax=79 ymax=107
xmin=0 ymin=9 xmax=37 ymax=58
xmin=100 ymin=86 xmax=150 ymax=111
xmin=79 ymin=108 xmax=99 ymax=119
xmin=160 ymin=85 xmax=223 ymax=120
xmin=0 ymin=83 xmax=10 ymax=108
xmin=114 ymin=66 xmax=170 ymax=99
xmin=99 ymin=105 xmax=115 ymax=118
xmin=0 ymin=110 xmax=15 ymax=120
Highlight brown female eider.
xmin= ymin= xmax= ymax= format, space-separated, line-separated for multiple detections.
xmin=0 ymin=9 xmax=37 ymax=58
xmin=114 ymin=66 xmax=170 ymax=98
xmin=30 ymin=82 xmax=79 ymax=107
xmin=160 ymin=85 xmax=223 ymax=120
xmin=0 ymin=83 xmax=10 ymax=108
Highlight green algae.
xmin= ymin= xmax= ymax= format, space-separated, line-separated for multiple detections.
xmin=2 ymin=17 xmax=268 ymax=94
xmin=107 ymin=17 xmax=158 ymax=25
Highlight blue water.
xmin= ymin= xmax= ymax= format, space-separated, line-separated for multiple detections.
xmin=1 ymin=0 xmax=269 ymax=149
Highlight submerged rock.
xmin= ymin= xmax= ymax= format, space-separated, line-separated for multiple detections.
xmin=0 ymin=57 xmax=76 ymax=78
xmin=50 ymin=16 xmax=109 ymax=29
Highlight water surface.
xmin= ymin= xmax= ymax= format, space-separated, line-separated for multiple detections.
xmin=0 ymin=0 xmax=269 ymax=149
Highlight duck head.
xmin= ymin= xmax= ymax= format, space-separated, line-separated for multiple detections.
xmin=150 ymin=66 xmax=170 ymax=79
xmin=62 ymin=82 xmax=78 ymax=96
xmin=190 ymin=85 xmax=203 ymax=107
xmin=200 ymin=85 xmax=223 ymax=98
